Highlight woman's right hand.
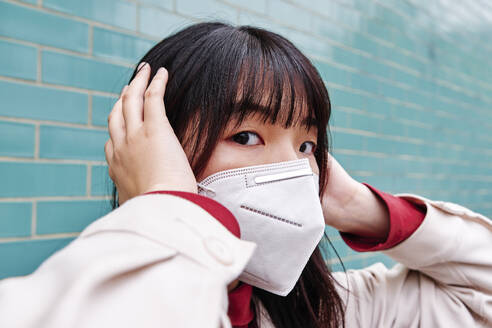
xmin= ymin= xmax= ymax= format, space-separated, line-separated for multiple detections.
xmin=105 ymin=63 xmax=198 ymax=206
xmin=321 ymin=153 xmax=390 ymax=238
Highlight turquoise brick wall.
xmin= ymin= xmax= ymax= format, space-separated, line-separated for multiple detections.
xmin=0 ymin=0 xmax=491 ymax=278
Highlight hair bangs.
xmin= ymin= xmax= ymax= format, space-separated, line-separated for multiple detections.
xmin=227 ymin=42 xmax=323 ymax=135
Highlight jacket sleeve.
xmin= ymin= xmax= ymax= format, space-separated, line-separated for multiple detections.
xmin=0 ymin=193 xmax=257 ymax=328
xmin=332 ymin=194 xmax=492 ymax=327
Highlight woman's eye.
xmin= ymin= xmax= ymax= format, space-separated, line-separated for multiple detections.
xmin=231 ymin=131 xmax=262 ymax=146
xmin=299 ymin=141 xmax=316 ymax=155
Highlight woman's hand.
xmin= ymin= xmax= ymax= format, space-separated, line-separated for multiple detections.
xmin=321 ymin=153 xmax=390 ymax=239
xmin=105 ymin=63 xmax=197 ymax=206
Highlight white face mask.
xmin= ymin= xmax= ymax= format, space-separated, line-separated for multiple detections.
xmin=197 ymin=158 xmax=325 ymax=296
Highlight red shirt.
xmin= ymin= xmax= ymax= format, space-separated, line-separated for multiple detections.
xmin=145 ymin=182 xmax=426 ymax=327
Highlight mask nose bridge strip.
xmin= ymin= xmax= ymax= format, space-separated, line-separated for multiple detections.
xmin=254 ymin=168 xmax=313 ymax=184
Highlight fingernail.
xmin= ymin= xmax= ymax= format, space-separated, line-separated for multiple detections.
xmin=157 ymin=67 xmax=166 ymax=75
xmin=137 ymin=62 xmax=146 ymax=70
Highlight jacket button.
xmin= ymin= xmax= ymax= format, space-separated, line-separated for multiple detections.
xmin=203 ymin=236 xmax=234 ymax=266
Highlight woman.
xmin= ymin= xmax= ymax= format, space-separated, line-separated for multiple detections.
xmin=0 ymin=22 xmax=490 ymax=327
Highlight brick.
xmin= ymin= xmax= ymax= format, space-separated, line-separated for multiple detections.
xmin=93 ymin=27 xmax=154 ymax=63
xmin=329 ymin=88 xmax=366 ymax=109
xmin=37 ymin=200 xmax=112 ymax=234
xmin=238 ymin=12 xmax=291 ymax=38
xmin=0 ymin=1 xmax=88 ymax=52
xmin=0 ymin=202 xmax=32 ymax=238
xmin=0 ymin=40 xmax=37 ymax=80
xmin=0 ymin=162 xmax=86 ymax=197
xmin=92 ymin=95 xmax=117 ymax=127
xmin=40 ymin=125 xmax=108 ymax=160
xmin=350 ymin=112 xmax=381 ymax=132
xmin=332 ymin=131 xmax=365 ymax=151
xmin=361 ymin=18 xmax=393 ymax=42
xmin=332 ymin=47 xmax=363 ymax=68
xmin=314 ymin=61 xmax=350 ymax=87
xmin=176 ymin=0 xmax=237 ymax=21
xmin=365 ymin=136 xmax=395 ymax=154
xmin=379 ymin=80 xmax=407 ymax=101
xmin=360 ymin=56 xmax=392 ymax=80
xmin=392 ymin=69 xmax=419 ymax=88
xmin=138 ymin=6 xmax=194 ymax=38
xmin=223 ymin=0 xmax=266 ymax=14
xmin=42 ymin=51 xmax=130 ymax=93
xmin=266 ymin=0 xmax=310 ymax=31
xmin=0 ymin=238 xmax=74 ymax=278
xmin=91 ymin=165 xmax=113 ymax=196
xmin=287 ymin=30 xmax=333 ymax=59
xmin=311 ymin=15 xmax=346 ymax=44
xmin=351 ymin=72 xmax=380 ymax=95
xmin=0 ymin=121 xmax=35 ymax=157
xmin=351 ymin=33 xmax=384 ymax=57
xmin=0 ymin=81 xmax=88 ymax=124
xmin=139 ymin=0 xmax=173 ymax=10
xmin=43 ymin=0 xmax=137 ymax=31
xmin=291 ymin=0 xmax=335 ymax=20
xmin=330 ymin=109 xmax=350 ymax=129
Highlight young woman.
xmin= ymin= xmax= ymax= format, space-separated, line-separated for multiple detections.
xmin=0 ymin=22 xmax=490 ymax=328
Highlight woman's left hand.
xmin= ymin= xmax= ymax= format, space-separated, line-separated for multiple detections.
xmin=321 ymin=153 xmax=390 ymax=239
xmin=105 ymin=63 xmax=198 ymax=206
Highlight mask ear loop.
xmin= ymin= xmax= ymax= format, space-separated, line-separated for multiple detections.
xmin=197 ymin=182 xmax=216 ymax=197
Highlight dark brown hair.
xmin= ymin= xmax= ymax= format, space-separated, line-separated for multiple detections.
xmin=110 ymin=21 xmax=348 ymax=328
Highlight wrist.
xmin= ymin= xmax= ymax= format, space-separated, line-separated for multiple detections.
xmin=338 ymin=182 xmax=390 ymax=239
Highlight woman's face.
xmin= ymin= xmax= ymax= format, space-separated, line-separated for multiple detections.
xmin=195 ymin=112 xmax=320 ymax=182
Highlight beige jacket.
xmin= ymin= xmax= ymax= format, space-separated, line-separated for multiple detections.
xmin=0 ymin=193 xmax=490 ymax=327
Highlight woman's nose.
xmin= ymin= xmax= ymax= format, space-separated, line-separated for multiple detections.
xmin=266 ymin=143 xmax=301 ymax=163
xmin=265 ymin=142 xmax=319 ymax=176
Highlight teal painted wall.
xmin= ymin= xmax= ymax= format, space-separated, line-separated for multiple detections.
xmin=0 ymin=0 xmax=491 ymax=278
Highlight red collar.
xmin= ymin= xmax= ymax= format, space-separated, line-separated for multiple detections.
xmin=228 ymin=282 xmax=254 ymax=327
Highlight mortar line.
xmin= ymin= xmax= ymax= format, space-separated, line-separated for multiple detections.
xmin=34 ymin=123 xmax=40 ymax=159
xmin=2 ymin=33 xmax=492 ymax=112
xmin=275 ymin=0 xmax=492 ymax=92
xmin=0 ymin=232 xmax=80 ymax=243
xmin=5 ymin=0 xmax=159 ymax=41
xmin=0 ymin=196 xmax=111 ymax=202
xmin=31 ymin=200 xmax=37 ymax=236
xmin=0 ymin=156 xmax=107 ymax=165
xmin=0 ymin=115 xmax=108 ymax=131
xmin=88 ymin=93 xmax=93 ymax=126
xmin=88 ymin=24 xmax=93 ymax=56
xmin=0 ymin=75 xmax=120 ymax=97
xmin=7 ymin=0 xmax=492 ymax=95
xmin=135 ymin=3 xmax=140 ymax=33
xmin=87 ymin=164 xmax=92 ymax=197
xmin=36 ymin=47 xmax=42 ymax=82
